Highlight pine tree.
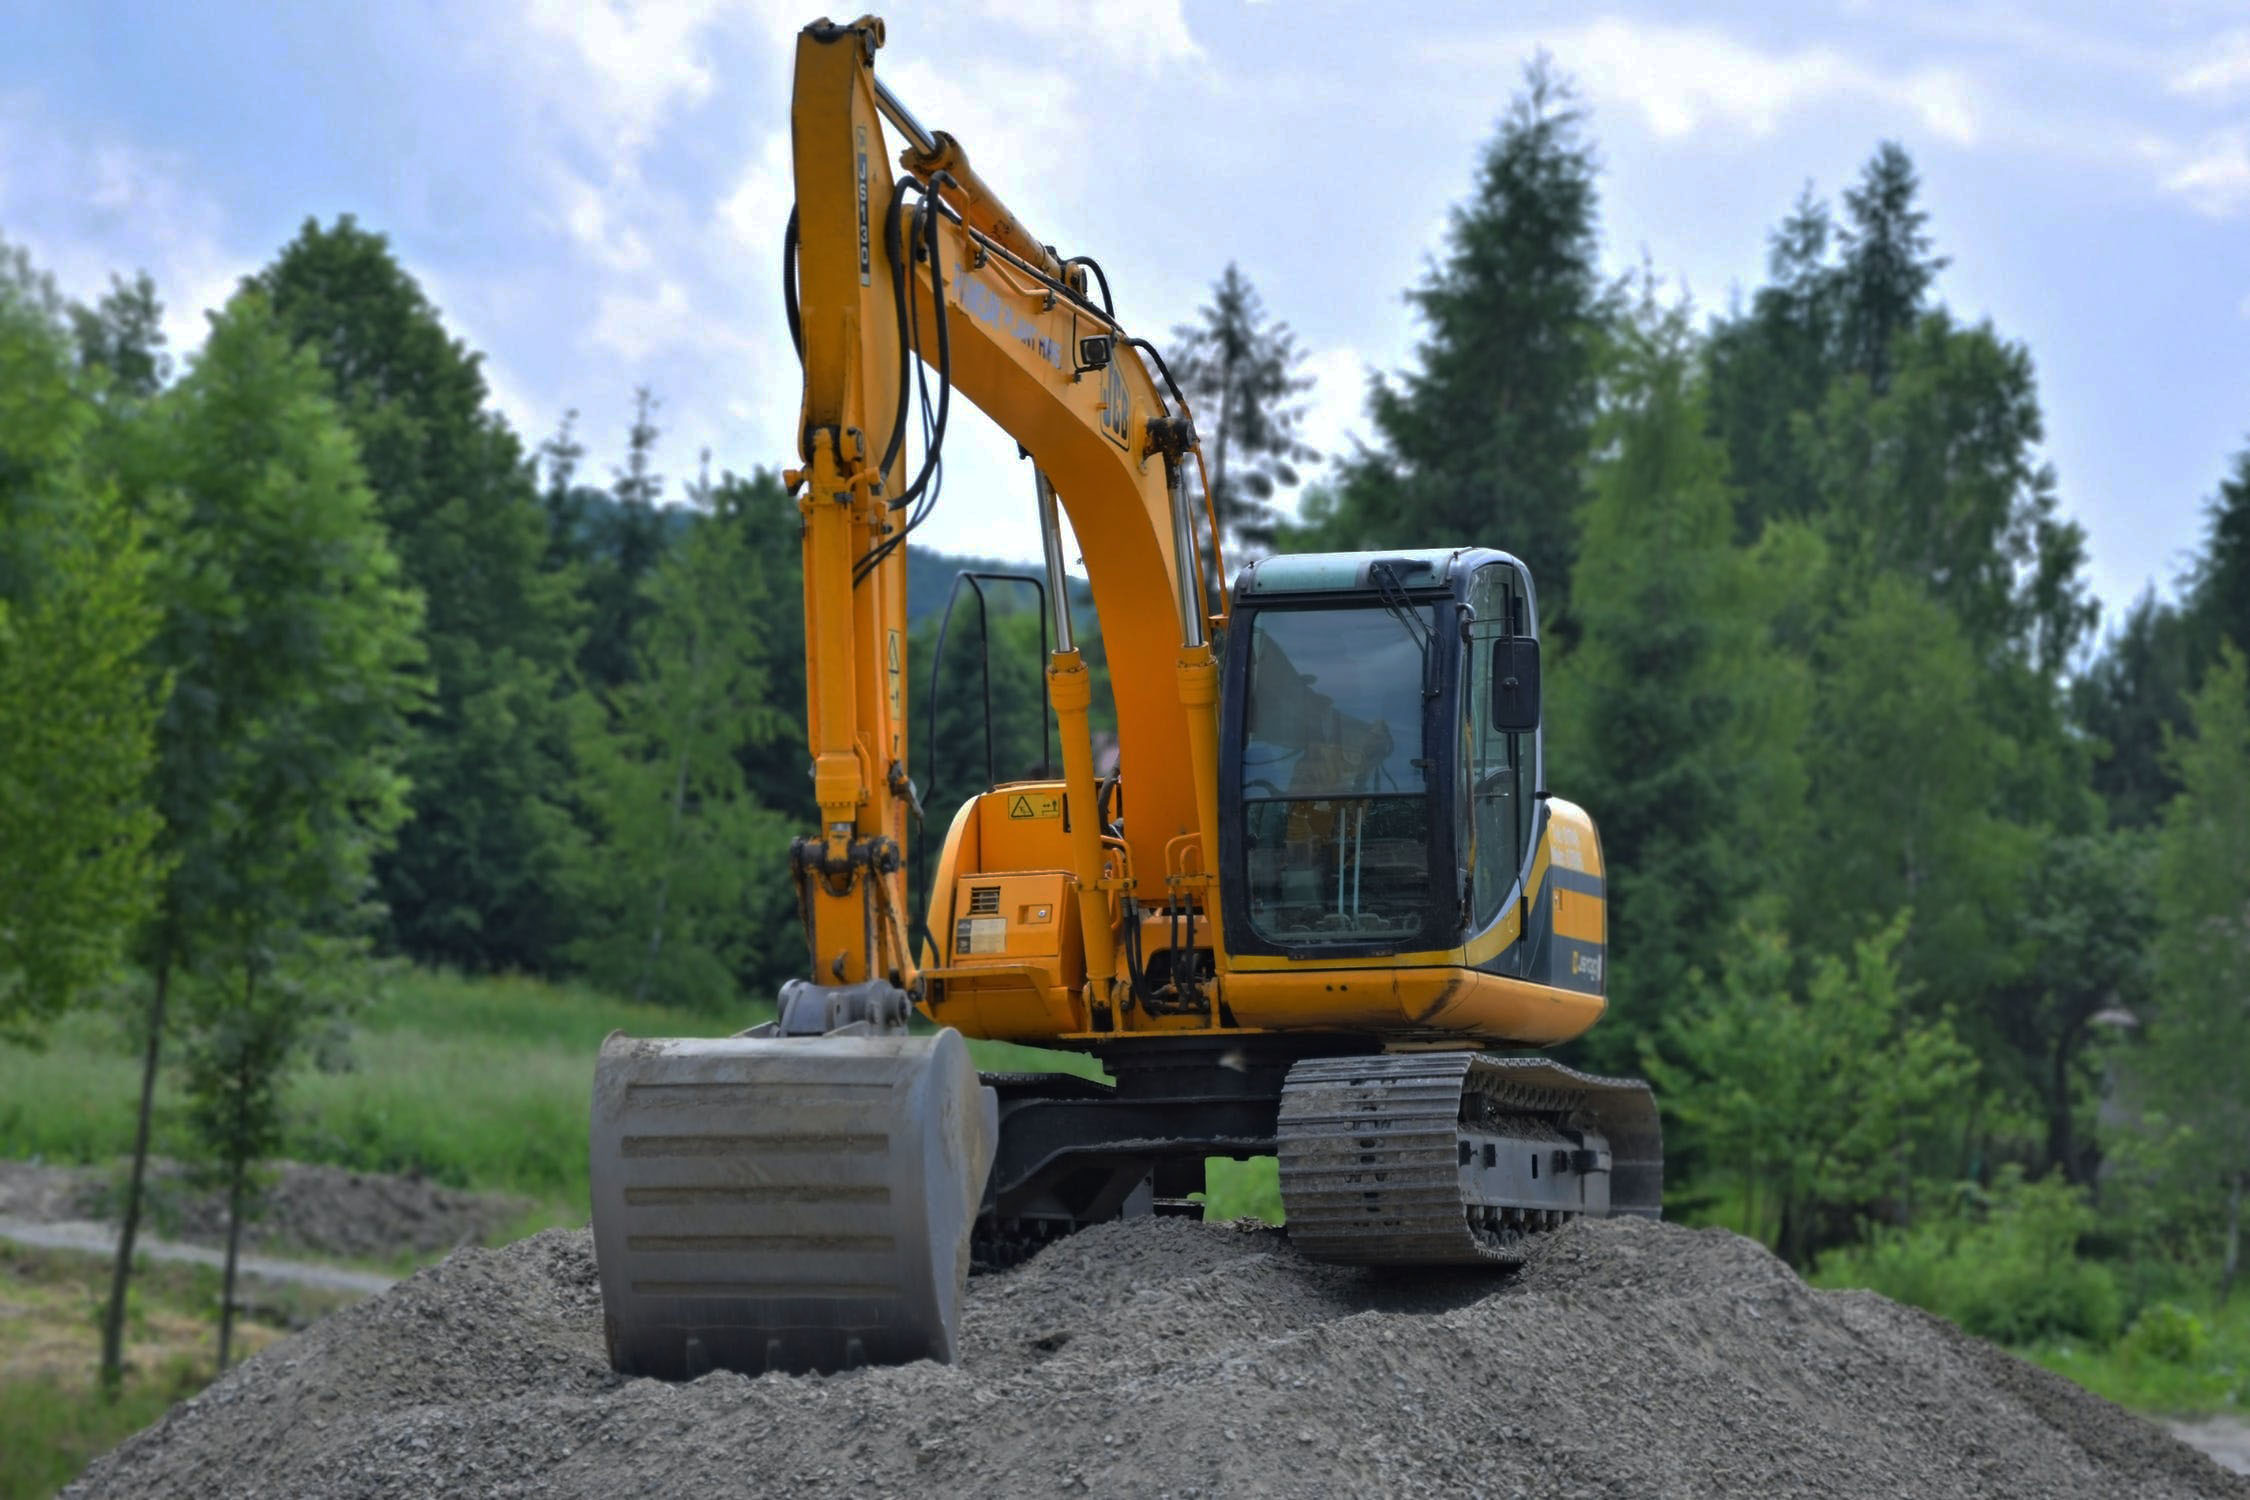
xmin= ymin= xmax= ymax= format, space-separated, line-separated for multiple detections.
xmin=1836 ymin=142 xmax=1947 ymax=392
xmin=1793 ymin=572 xmax=2033 ymax=1035
xmin=2082 ymin=446 xmax=2250 ymax=831
xmin=1168 ymin=264 xmax=1317 ymax=561
xmin=1813 ymin=311 xmax=2090 ymax=671
xmin=253 ymin=217 xmax=582 ymax=972
xmin=2074 ymin=591 xmax=2198 ymax=828
xmin=567 ymin=467 xmax=798 ymax=1006
xmin=581 ymin=388 xmax=673 ymax=692
xmin=1704 ymin=187 xmax=1843 ymax=539
xmin=2186 ymin=445 xmax=2250 ymax=668
xmin=537 ymin=408 xmax=593 ymax=573
xmin=1300 ymin=58 xmax=1610 ymax=626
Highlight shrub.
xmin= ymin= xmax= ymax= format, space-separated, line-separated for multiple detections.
xmin=2118 ymin=1302 xmax=2211 ymax=1367
xmin=1817 ymin=1168 xmax=2123 ymax=1347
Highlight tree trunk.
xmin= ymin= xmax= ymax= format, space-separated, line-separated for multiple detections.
xmin=2225 ymin=1170 xmax=2243 ymax=1306
xmin=218 ymin=1139 xmax=246 ymax=1372
xmin=637 ymin=630 xmax=702 ymax=1003
xmin=100 ymin=958 xmax=169 ymax=1397
xmin=2048 ymin=1028 xmax=2079 ymax=1185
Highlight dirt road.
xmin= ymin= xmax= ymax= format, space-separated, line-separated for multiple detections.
xmin=2177 ymin=1419 xmax=2250 ymax=1477
xmin=0 ymin=1216 xmax=397 ymax=1297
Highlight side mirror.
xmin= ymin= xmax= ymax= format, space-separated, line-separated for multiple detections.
xmin=1491 ymin=637 xmax=1541 ymax=733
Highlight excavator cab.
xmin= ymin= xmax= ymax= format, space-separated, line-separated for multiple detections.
xmin=1220 ymin=548 xmax=1541 ymax=966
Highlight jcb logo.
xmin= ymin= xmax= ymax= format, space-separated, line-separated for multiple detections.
xmin=1099 ymin=360 xmax=1130 ymax=449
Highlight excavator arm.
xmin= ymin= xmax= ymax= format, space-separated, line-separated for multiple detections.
xmin=784 ymin=15 xmax=1222 ymax=1018
xmin=590 ymin=15 xmax=1225 ymax=1379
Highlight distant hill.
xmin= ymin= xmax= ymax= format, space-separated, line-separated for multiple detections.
xmin=557 ymin=489 xmax=1089 ymax=628
xmin=904 ymin=546 xmax=1092 ymax=627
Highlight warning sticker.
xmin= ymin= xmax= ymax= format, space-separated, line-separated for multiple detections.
xmin=955 ymin=916 xmax=1007 ymax=956
xmin=886 ymin=629 xmax=903 ymax=743
xmin=1006 ymin=792 xmax=1062 ymax=821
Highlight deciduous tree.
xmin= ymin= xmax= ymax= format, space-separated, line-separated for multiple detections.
xmin=2128 ymin=647 xmax=2250 ymax=1298
xmin=100 ymin=290 xmax=423 ymax=1392
xmin=254 ymin=217 xmax=581 ymax=972
xmin=0 ymin=251 xmax=163 ymax=1043
xmin=1640 ymin=917 xmax=1976 ymax=1266
xmin=1550 ymin=288 xmax=1808 ymax=1074
xmin=567 ymin=468 xmax=797 ymax=1007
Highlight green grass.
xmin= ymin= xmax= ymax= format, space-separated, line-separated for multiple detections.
xmin=2017 ymin=1295 xmax=2250 ymax=1417
xmin=0 ymin=969 xmax=1110 ymax=1225
xmin=0 ymin=1240 xmax=352 ymax=1500
xmin=0 ymin=972 xmax=738 ymax=1220
xmin=1199 ymin=1155 xmax=1283 ymax=1222
xmin=0 ymin=1353 xmax=197 ymax=1500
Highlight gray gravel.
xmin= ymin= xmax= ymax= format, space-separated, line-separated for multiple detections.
xmin=69 ymin=1216 xmax=2249 ymax=1499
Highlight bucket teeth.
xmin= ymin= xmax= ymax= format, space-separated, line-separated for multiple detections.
xmin=590 ymin=1029 xmax=997 ymax=1379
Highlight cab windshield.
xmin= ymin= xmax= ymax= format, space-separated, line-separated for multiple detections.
xmin=1239 ymin=604 xmax=1434 ymax=947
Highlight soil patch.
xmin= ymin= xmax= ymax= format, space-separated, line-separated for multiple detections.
xmin=0 ymin=1159 xmax=529 ymax=1263
xmin=68 ymin=1217 xmax=2250 ymax=1499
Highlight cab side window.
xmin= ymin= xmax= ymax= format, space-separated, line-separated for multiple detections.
xmin=1465 ymin=565 xmax=1525 ymax=929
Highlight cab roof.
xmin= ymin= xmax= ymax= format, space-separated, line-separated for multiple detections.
xmin=1233 ymin=547 xmax=1490 ymax=598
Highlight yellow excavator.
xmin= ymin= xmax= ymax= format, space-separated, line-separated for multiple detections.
xmin=589 ymin=14 xmax=1660 ymax=1380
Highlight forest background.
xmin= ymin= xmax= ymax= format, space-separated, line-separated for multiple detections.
xmin=5 ymin=54 xmax=2250 ymax=1434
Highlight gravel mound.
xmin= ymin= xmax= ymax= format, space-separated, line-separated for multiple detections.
xmin=72 ymin=1217 xmax=2247 ymax=1499
xmin=0 ymin=1158 xmax=527 ymax=1260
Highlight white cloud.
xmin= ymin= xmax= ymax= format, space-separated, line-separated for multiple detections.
xmin=515 ymin=0 xmax=731 ymax=156
xmin=589 ymin=278 xmax=717 ymax=362
xmin=880 ymin=54 xmax=1083 ymax=200
xmin=2169 ymin=28 xmax=2250 ymax=98
xmin=1297 ymin=344 xmax=1371 ymax=471
xmin=557 ymin=172 xmax=655 ymax=273
xmin=2158 ymin=129 xmax=2250 ymax=216
xmin=0 ymin=93 xmax=247 ymax=361
xmin=1450 ymin=19 xmax=1983 ymax=147
xmin=715 ymin=127 xmax=794 ymax=266
xmin=963 ymin=0 xmax=1202 ymax=74
xmin=418 ymin=0 xmax=1208 ymax=547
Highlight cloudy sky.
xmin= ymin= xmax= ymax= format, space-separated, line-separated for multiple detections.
xmin=4 ymin=1 xmax=2244 ymax=623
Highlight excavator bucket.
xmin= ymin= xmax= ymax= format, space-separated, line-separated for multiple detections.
xmin=590 ymin=1027 xmax=997 ymax=1379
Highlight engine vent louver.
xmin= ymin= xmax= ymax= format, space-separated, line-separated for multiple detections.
xmin=968 ymin=885 xmax=1001 ymax=916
